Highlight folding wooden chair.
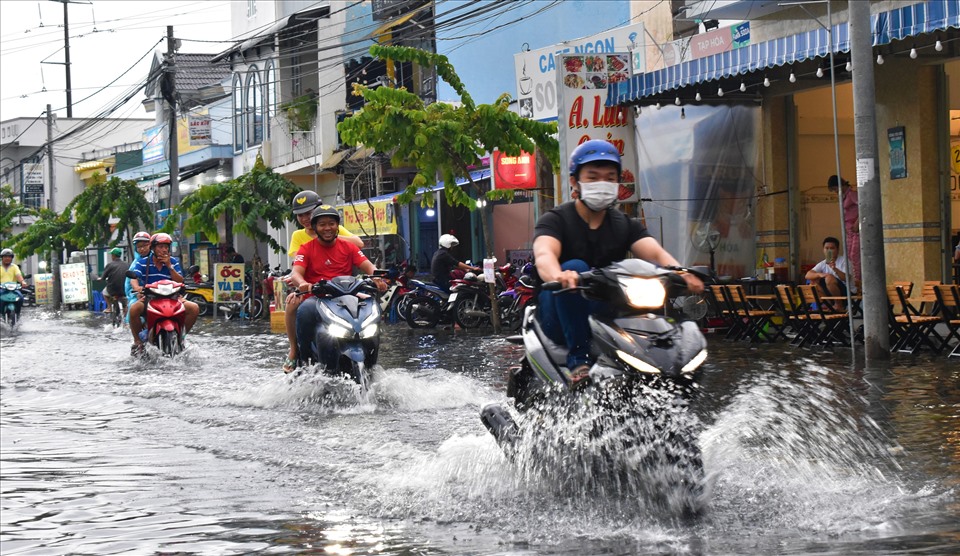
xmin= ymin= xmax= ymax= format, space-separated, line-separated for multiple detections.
xmin=773 ymin=284 xmax=812 ymax=346
xmin=709 ymin=285 xmax=745 ymax=341
xmin=725 ymin=284 xmax=782 ymax=342
xmin=796 ymin=285 xmax=849 ymax=348
xmin=933 ymin=284 xmax=960 ymax=357
xmin=886 ymin=285 xmax=943 ymax=354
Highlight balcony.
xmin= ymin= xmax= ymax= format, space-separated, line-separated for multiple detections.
xmin=269 ymin=129 xmax=319 ymax=171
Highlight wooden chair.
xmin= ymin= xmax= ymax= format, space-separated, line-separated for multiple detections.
xmin=933 ymin=284 xmax=960 ymax=357
xmin=796 ymin=285 xmax=849 ymax=348
xmin=709 ymin=285 xmax=745 ymax=341
xmin=886 ymin=284 xmax=943 ymax=354
xmin=725 ymin=284 xmax=782 ymax=342
xmin=773 ymin=284 xmax=812 ymax=346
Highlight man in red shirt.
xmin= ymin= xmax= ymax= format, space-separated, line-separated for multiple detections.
xmin=283 ymin=205 xmax=385 ymax=372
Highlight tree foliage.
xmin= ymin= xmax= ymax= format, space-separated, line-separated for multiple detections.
xmin=337 ymin=45 xmax=560 ymax=211
xmin=63 ymin=174 xmax=153 ymax=256
xmin=162 ymin=153 xmax=301 ymax=254
xmin=0 ymin=184 xmax=36 ymax=243
xmin=7 ymin=207 xmax=72 ymax=259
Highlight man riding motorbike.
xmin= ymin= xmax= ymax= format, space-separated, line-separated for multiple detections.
xmin=128 ymin=233 xmax=199 ymax=356
xmin=280 ymin=190 xmax=365 ymax=372
xmin=101 ymin=247 xmax=129 ymax=317
xmin=283 ymin=204 xmax=385 ymax=373
xmin=533 ymin=139 xmax=704 ymax=383
xmin=0 ymin=248 xmax=28 ymax=320
xmin=431 ymin=234 xmax=480 ymax=292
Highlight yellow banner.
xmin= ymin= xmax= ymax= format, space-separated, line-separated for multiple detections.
xmin=214 ymin=263 xmax=245 ymax=303
xmin=337 ymin=200 xmax=398 ymax=236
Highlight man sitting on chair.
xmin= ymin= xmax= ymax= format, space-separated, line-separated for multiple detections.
xmin=804 ymin=236 xmax=855 ymax=310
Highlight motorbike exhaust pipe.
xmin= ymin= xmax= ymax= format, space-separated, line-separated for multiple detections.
xmin=480 ymin=403 xmax=518 ymax=454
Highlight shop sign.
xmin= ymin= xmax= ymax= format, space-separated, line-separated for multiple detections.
xmin=142 ymin=125 xmax=165 ymax=164
xmin=59 ymin=263 xmax=89 ymax=304
xmin=514 ymin=22 xmax=645 ymax=122
xmin=33 ymin=273 xmax=53 ymax=305
xmin=888 ymin=126 xmax=907 ymax=179
xmin=23 ymin=162 xmax=44 ymax=193
xmin=505 ymin=249 xmax=533 ymax=270
xmin=187 ymin=112 xmax=212 ymax=146
xmin=338 ymin=200 xmax=398 ymax=236
xmin=493 ymin=149 xmax=537 ymax=189
xmin=557 ymin=52 xmax=639 ymax=203
xmin=214 ymin=263 xmax=245 ymax=303
xmin=689 ymin=22 xmax=750 ymax=59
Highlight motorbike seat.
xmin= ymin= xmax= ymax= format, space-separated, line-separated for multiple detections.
xmin=410 ymin=280 xmax=449 ymax=299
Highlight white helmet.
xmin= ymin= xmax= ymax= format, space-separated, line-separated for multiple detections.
xmin=439 ymin=234 xmax=459 ymax=248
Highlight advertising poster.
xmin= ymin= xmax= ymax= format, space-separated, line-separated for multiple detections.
xmin=59 ymin=263 xmax=89 ymax=305
xmin=187 ymin=112 xmax=212 ymax=146
xmin=197 ymin=248 xmax=210 ymax=279
xmin=338 ymin=200 xmax=398 ymax=236
xmin=515 ymin=23 xmax=645 ymax=122
xmin=557 ymin=52 xmax=639 ymax=204
xmin=214 ymin=263 xmax=245 ymax=303
xmin=142 ymin=125 xmax=165 ymax=164
xmin=33 ymin=273 xmax=53 ymax=305
xmin=888 ymin=126 xmax=907 ymax=179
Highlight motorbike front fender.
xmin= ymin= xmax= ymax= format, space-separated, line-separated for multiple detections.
xmin=158 ymin=320 xmax=177 ymax=332
xmin=341 ymin=343 xmax=366 ymax=363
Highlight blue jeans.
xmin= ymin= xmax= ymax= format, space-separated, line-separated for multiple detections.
xmin=537 ymin=259 xmax=606 ymax=369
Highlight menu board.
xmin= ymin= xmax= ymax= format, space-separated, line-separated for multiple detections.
xmin=33 ymin=273 xmax=54 ymax=305
xmin=59 ymin=263 xmax=89 ymax=304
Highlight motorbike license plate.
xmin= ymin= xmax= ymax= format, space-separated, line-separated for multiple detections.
xmin=448 ymin=292 xmax=458 ymax=303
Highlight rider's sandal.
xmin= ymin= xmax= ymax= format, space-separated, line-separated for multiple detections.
xmin=282 ymin=356 xmax=297 ymax=373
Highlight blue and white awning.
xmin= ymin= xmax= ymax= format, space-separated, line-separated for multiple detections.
xmin=608 ymin=0 xmax=960 ymax=105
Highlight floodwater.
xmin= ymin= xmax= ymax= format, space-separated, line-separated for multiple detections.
xmin=1 ymin=309 xmax=957 ymax=555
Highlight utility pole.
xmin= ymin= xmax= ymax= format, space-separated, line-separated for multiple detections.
xmin=47 ymin=104 xmax=62 ymax=310
xmin=849 ymin=0 xmax=889 ymax=359
xmin=48 ymin=0 xmax=90 ymax=117
xmin=165 ymin=25 xmax=181 ymax=251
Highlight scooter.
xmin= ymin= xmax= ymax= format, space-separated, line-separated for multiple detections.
xmin=480 ymin=260 xmax=709 ymax=513
xmin=126 ymin=270 xmax=193 ymax=357
xmin=1 ymin=281 xmax=25 ymax=327
xmin=295 ymin=275 xmax=383 ymax=389
xmin=448 ymin=271 xmax=493 ymax=329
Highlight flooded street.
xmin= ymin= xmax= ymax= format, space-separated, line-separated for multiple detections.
xmin=1 ymin=309 xmax=958 ymax=555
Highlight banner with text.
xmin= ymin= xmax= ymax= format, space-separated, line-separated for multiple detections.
xmin=33 ymin=273 xmax=53 ymax=305
xmin=493 ymin=150 xmax=537 ymax=189
xmin=214 ymin=263 xmax=246 ymax=303
xmin=557 ymin=52 xmax=639 ymax=204
xmin=60 ymin=263 xmax=89 ymax=305
xmin=337 ymin=200 xmax=398 ymax=236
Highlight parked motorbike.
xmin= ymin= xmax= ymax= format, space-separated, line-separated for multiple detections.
xmin=497 ymin=264 xmax=537 ymax=332
xmin=1 ymin=282 xmax=25 ymax=327
xmin=295 ymin=275 xmax=383 ymax=389
xmin=448 ymin=272 xmax=494 ymax=329
xmin=126 ymin=272 xmax=188 ymax=357
xmin=403 ymin=279 xmax=452 ymax=329
xmin=480 ymin=260 xmax=709 ymax=515
xmin=184 ymin=276 xmax=214 ymax=317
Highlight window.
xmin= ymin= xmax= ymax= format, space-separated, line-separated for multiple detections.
xmin=290 ymin=53 xmax=302 ymax=98
xmin=245 ymin=66 xmax=263 ymax=147
xmin=232 ymin=74 xmax=243 ymax=153
xmin=264 ymin=60 xmax=276 ymax=140
xmin=247 ymin=0 xmax=256 ymax=17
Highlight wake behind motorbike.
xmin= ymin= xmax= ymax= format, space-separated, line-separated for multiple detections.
xmin=480 ymin=260 xmax=710 ymax=515
xmin=295 ymin=275 xmax=383 ymax=389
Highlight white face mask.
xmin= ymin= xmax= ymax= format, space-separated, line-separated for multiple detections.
xmin=577 ymin=181 xmax=618 ymax=211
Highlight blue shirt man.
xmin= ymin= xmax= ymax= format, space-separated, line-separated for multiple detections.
xmin=130 ymin=253 xmax=183 ymax=286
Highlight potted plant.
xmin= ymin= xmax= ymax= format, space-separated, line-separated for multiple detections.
xmin=281 ymin=90 xmax=318 ymax=132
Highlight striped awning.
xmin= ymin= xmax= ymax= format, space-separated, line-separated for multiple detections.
xmin=608 ymin=0 xmax=960 ymax=106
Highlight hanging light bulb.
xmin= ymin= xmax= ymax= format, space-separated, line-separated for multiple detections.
xmin=845 ymin=60 xmax=852 ymax=72
xmin=876 ymin=53 xmax=884 ymax=64
xmin=680 ymin=107 xmax=686 ymax=120
xmin=695 ymin=91 xmax=702 ymax=102
xmin=816 ymin=66 xmax=824 ymax=78
xmin=910 ymin=45 xmax=918 ymax=59
xmin=763 ymin=76 xmax=770 ymax=87
xmin=789 ymin=71 xmax=796 ymax=83
xmin=935 ymin=39 xmax=943 ymax=52
xmin=675 ymin=96 xmax=681 ymax=106
xmin=717 ymin=86 xmax=724 ymax=97
xmin=740 ymin=82 xmax=747 ymax=92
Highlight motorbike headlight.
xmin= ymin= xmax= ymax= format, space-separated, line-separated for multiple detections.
xmin=327 ymin=323 xmax=352 ymax=338
xmin=618 ymin=277 xmax=666 ymax=309
xmin=681 ymin=349 xmax=708 ymax=374
xmin=616 ymin=350 xmax=661 ymax=374
xmin=361 ymin=311 xmax=379 ymax=328
xmin=360 ymin=324 xmax=378 ymax=339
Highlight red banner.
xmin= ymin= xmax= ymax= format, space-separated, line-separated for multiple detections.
xmin=493 ymin=150 xmax=537 ymax=189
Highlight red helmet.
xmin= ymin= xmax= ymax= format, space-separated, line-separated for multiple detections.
xmin=150 ymin=233 xmax=173 ymax=248
xmin=132 ymin=231 xmax=152 ymax=244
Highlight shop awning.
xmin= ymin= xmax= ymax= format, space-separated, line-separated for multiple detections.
xmin=317 ymin=149 xmax=352 ymax=171
xmin=608 ymin=0 xmax=960 ymax=106
xmin=212 ymin=4 xmax=330 ymax=62
xmin=349 ymin=146 xmax=376 ymax=161
xmin=370 ymin=5 xmax=430 ymax=40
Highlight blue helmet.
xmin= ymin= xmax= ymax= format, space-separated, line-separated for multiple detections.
xmin=568 ymin=139 xmax=621 ymax=179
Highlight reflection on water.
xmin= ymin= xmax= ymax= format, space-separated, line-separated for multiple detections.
xmin=1 ymin=309 xmax=958 ymax=554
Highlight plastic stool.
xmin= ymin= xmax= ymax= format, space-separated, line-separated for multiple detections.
xmin=90 ymin=291 xmax=107 ymax=312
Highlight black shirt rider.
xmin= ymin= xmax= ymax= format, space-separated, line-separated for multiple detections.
xmin=533 ymin=201 xmax=650 ymax=271
xmin=431 ymin=247 xmax=459 ymax=291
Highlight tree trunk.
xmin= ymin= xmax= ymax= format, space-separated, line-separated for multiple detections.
xmin=476 ymin=200 xmax=501 ymax=333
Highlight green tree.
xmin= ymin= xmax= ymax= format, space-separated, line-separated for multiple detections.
xmin=63 ymin=174 xmax=154 ymax=258
xmin=162 ymin=153 xmax=301 ymax=293
xmin=337 ymin=45 xmax=559 ymax=330
xmin=0 ymin=184 xmax=36 ymax=243
xmin=7 ymin=207 xmax=72 ymax=260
